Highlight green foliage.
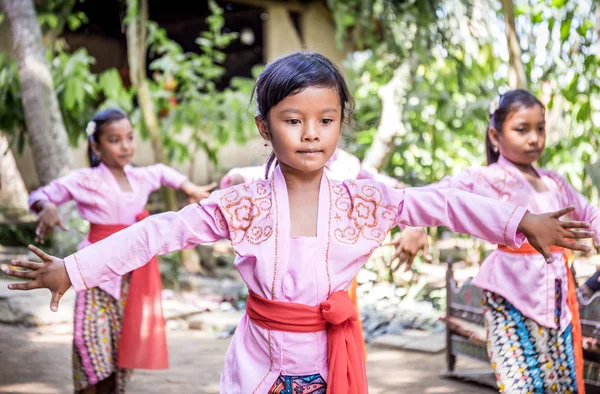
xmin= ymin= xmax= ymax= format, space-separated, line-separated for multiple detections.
xmin=0 ymin=48 xmax=135 ymax=152
xmin=331 ymin=0 xmax=600 ymax=204
xmin=140 ymin=0 xmax=255 ymax=165
xmin=1 ymin=0 xmax=253 ymax=169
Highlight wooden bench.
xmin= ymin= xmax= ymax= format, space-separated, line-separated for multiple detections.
xmin=443 ymin=259 xmax=600 ymax=390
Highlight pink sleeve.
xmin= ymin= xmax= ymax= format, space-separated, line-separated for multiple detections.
xmin=28 ymin=174 xmax=76 ymax=211
xmin=143 ymin=164 xmax=188 ymax=191
xmin=390 ymin=186 xmax=527 ymax=247
xmin=560 ymin=176 xmax=600 ymax=245
xmin=428 ymin=168 xmax=477 ymax=192
xmin=64 ymin=196 xmax=229 ymax=292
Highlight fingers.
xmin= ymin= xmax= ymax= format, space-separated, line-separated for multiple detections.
xmin=50 ymin=291 xmax=63 ymax=312
xmin=563 ymin=230 xmax=595 ymax=240
xmin=550 ymin=206 xmax=575 ymax=219
xmin=7 ymin=280 xmax=41 ymax=291
xmin=28 ymin=244 xmax=53 ymax=262
xmin=35 ymin=222 xmax=48 ymax=244
xmin=388 ymin=247 xmax=403 ymax=267
xmin=556 ymin=239 xmax=592 ymax=253
xmin=57 ymin=219 xmax=69 ymax=232
xmin=560 ymin=221 xmax=591 ymax=229
xmin=539 ymin=246 xmax=554 ymax=264
xmin=8 ymin=259 xmax=43 ymax=270
xmin=383 ymin=237 xmax=401 ymax=247
xmin=204 ymin=182 xmax=217 ymax=191
xmin=422 ymin=240 xmax=432 ymax=261
xmin=3 ymin=268 xmax=37 ymax=280
xmin=404 ymin=254 xmax=416 ymax=272
xmin=396 ymin=252 xmax=410 ymax=272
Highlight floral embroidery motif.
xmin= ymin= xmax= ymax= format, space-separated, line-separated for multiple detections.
xmin=218 ymin=180 xmax=274 ymax=245
xmin=475 ymin=164 xmax=525 ymax=200
xmin=332 ymin=183 xmax=396 ymax=245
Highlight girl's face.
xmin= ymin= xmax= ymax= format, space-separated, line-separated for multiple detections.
xmin=489 ymin=105 xmax=546 ymax=167
xmin=91 ymin=118 xmax=136 ymax=169
xmin=256 ymin=86 xmax=342 ymax=175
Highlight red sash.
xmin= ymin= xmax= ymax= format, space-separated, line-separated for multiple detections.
xmin=88 ymin=210 xmax=169 ymax=370
xmin=247 ymin=290 xmax=367 ymax=394
xmin=498 ymin=243 xmax=585 ymax=393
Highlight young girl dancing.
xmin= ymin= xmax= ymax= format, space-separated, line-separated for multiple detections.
xmin=6 ymin=57 xmax=593 ymax=394
xmin=394 ymin=90 xmax=600 ymax=393
xmin=28 ymin=108 xmax=214 ymax=394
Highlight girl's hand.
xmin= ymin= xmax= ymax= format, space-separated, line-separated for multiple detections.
xmin=35 ymin=202 xmax=69 ymax=244
xmin=181 ymin=181 xmax=217 ymax=203
xmin=517 ymin=206 xmax=594 ymax=264
xmin=3 ymin=245 xmax=71 ymax=312
xmin=386 ymin=227 xmax=432 ymax=272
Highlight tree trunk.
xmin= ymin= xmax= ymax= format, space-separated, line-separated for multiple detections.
xmin=126 ymin=0 xmax=177 ymax=212
xmin=500 ymin=0 xmax=527 ymax=89
xmin=361 ymin=59 xmax=414 ymax=173
xmin=126 ymin=0 xmax=200 ymax=272
xmin=2 ymin=0 xmax=82 ymax=255
xmin=1 ymin=0 xmax=74 ymax=184
xmin=0 ymin=132 xmax=30 ymax=221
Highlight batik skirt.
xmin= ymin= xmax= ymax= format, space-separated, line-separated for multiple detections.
xmin=484 ymin=279 xmax=578 ymax=394
xmin=268 ymin=373 xmax=327 ymax=394
xmin=72 ymin=277 xmax=129 ymax=393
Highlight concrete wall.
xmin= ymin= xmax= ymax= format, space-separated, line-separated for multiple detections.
xmin=9 ymin=1 xmax=348 ymax=189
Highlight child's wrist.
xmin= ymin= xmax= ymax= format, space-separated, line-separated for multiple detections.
xmin=516 ymin=212 xmax=532 ymax=236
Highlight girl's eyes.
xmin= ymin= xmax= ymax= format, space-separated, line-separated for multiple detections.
xmin=109 ymin=138 xmax=120 ymax=144
xmin=285 ymin=119 xmax=334 ymax=125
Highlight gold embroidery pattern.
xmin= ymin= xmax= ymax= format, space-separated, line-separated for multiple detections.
xmin=332 ymin=183 xmax=396 ymax=245
xmin=503 ymin=205 xmax=519 ymax=246
xmin=219 ymin=181 xmax=274 ymax=245
xmin=73 ymin=254 xmax=90 ymax=290
xmin=271 ymin=177 xmax=279 ymax=300
xmin=325 ymin=177 xmax=333 ymax=297
xmin=251 ymin=330 xmax=274 ymax=394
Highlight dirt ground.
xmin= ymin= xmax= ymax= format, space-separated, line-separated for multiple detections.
xmin=0 ymin=323 xmax=495 ymax=394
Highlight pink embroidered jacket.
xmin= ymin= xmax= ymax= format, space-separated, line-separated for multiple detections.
xmin=429 ymin=155 xmax=600 ymax=330
xmin=28 ymin=163 xmax=188 ymax=298
xmin=64 ymin=166 xmax=525 ymax=393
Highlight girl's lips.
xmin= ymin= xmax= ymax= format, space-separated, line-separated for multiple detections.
xmin=297 ymin=150 xmax=323 ymax=154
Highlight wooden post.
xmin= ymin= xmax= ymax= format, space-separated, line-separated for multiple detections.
xmin=446 ymin=256 xmax=456 ymax=373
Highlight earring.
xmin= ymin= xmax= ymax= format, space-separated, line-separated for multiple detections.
xmin=493 ymin=146 xmax=498 ymax=153
xmin=263 ymin=142 xmax=268 ymax=147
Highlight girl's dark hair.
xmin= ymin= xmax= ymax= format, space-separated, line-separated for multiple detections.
xmin=486 ymin=89 xmax=544 ymax=165
xmin=250 ymin=52 xmax=354 ymax=178
xmin=87 ymin=108 xmax=128 ymax=167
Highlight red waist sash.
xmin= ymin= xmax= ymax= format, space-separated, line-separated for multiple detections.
xmin=498 ymin=243 xmax=584 ymax=393
xmin=246 ymin=290 xmax=367 ymax=394
xmin=88 ymin=210 xmax=168 ymax=370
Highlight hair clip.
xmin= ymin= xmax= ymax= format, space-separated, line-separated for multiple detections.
xmin=86 ymin=121 xmax=96 ymax=137
xmin=489 ymin=95 xmax=502 ymax=117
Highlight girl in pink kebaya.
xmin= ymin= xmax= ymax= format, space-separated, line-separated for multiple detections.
xmin=5 ymin=57 xmax=594 ymax=394
xmin=394 ymin=90 xmax=600 ymax=393
xmin=27 ymin=108 xmax=214 ymax=394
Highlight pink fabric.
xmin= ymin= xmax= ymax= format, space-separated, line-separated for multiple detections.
xmin=29 ymin=163 xmax=187 ymax=298
xmin=429 ymin=154 xmax=600 ymax=330
xmin=219 ymin=149 xmax=400 ymax=190
xmin=64 ymin=166 xmax=525 ymax=393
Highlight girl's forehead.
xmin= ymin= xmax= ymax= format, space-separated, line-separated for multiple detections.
xmin=274 ymin=86 xmax=341 ymax=110
xmin=506 ymin=105 xmax=544 ymax=122
xmin=103 ymin=118 xmax=133 ymax=133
